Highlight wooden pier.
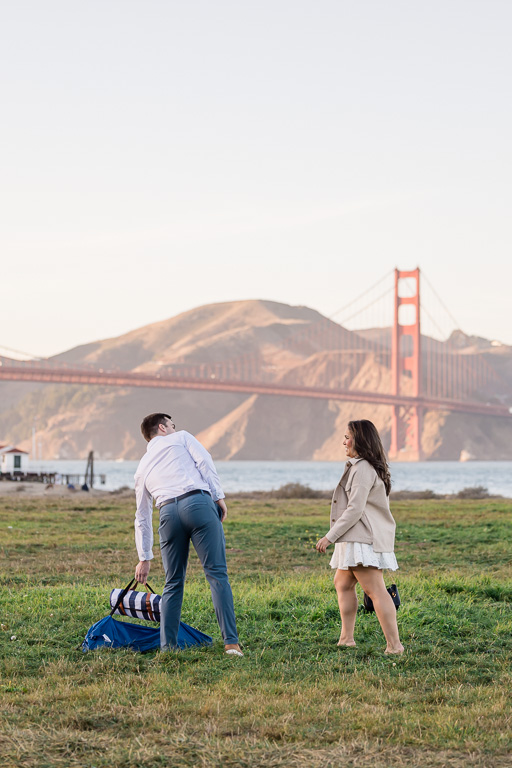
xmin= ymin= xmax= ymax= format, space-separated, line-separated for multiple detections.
xmin=0 ymin=471 xmax=106 ymax=487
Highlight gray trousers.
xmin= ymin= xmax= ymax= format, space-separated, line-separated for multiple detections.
xmin=158 ymin=490 xmax=239 ymax=649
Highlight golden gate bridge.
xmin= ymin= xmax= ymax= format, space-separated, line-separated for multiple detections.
xmin=0 ymin=268 xmax=510 ymax=460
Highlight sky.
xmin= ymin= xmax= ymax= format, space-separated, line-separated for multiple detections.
xmin=1 ymin=0 xmax=511 ymax=358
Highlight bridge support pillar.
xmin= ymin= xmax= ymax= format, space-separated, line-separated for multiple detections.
xmin=389 ymin=268 xmax=423 ymax=462
xmin=390 ymin=404 xmax=423 ymax=462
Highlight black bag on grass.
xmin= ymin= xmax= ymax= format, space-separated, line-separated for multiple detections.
xmin=363 ymin=583 xmax=400 ymax=612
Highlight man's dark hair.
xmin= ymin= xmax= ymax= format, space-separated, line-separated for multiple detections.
xmin=141 ymin=413 xmax=172 ymax=442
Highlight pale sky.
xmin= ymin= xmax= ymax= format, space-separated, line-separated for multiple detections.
xmin=1 ymin=0 xmax=511 ymax=358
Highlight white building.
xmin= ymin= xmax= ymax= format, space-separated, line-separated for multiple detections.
xmin=0 ymin=445 xmax=29 ymax=474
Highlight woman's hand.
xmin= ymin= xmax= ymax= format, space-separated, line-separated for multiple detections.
xmin=316 ymin=536 xmax=332 ymax=554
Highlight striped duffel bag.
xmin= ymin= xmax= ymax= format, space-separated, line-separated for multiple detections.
xmin=110 ymin=579 xmax=161 ymax=622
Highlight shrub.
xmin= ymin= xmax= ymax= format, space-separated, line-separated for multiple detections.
xmin=456 ymin=486 xmax=490 ymax=499
xmin=270 ymin=483 xmax=324 ymax=499
xmin=390 ymin=489 xmax=438 ymax=500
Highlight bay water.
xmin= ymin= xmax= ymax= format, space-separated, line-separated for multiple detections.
xmin=28 ymin=459 xmax=512 ymax=497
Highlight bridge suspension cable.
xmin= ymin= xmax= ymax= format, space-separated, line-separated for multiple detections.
xmin=333 ymin=284 xmax=394 ymax=327
xmin=329 ymin=269 xmax=394 ymax=321
xmin=0 ymin=345 xmax=41 ymax=361
xmin=421 ymin=271 xmax=461 ymax=331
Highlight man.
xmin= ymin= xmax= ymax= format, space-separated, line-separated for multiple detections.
xmin=134 ymin=412 xmax=242 ymax=656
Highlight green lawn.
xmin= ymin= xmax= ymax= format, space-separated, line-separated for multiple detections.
xmin=1 ymin=494 xmax=511 ymax=767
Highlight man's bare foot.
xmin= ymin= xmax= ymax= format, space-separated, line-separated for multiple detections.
xmin=384 ymin=644 xmax=404 ymax=655
xmin=225 ymin=643 xmax=243 ymax=657
xmin=337 ymin=637 xmax=356 ymax=647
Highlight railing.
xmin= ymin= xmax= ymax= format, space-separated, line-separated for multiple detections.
xmin=0 ymin=359 xmax=510 ymax=418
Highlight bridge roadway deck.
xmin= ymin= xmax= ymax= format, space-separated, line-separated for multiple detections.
xmin=0 ymin=364 xmax=510 ymax=419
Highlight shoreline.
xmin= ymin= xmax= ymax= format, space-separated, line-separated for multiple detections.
xmin=0 ymin=481 xmax=507 ymax=501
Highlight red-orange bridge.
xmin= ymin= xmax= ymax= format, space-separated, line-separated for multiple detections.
xmin=1 ymin=269 xmax=510 ymax=459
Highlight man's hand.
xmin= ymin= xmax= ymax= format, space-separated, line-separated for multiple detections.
xmin=135 ymin=560 xmax=150 ymax=584
xmin=316 ymin=536 xmax=332 ymax=554
xmin=216 ymin=498 xmax=228 ymax=522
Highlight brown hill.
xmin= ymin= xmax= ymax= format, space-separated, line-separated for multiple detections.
xmin=1 ymin=300 xmax=511 ymax=461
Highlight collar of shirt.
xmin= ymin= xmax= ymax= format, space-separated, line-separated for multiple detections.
xmin=146 ymin=434 xmax=168 ymax=451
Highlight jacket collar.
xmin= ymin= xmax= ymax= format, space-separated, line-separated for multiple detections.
xmin=339 ymin=456 xmax=362 ymax=487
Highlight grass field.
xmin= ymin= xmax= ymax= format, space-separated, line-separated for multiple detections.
xmin=1 ymin=492 xmax=511 ymax=767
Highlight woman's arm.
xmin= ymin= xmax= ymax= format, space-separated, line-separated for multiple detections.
xmin=315 ymin=483 xmax=372 ymax=553
xmin=316 ymin=462 xmax=377 ymax=553
xmin=324 ymin=482 xmax=372 ymax=544
xmin=316 ymin=481 xmax=372 ymax=554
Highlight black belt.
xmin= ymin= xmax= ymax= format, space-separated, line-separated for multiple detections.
xmin=158 ymin=489 xmax=211 ymax=509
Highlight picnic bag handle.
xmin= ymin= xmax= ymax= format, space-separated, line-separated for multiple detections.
xmin=110 ymin=578 xmax=157 ymax=617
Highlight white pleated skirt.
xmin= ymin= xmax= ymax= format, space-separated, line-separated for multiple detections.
xmin=329 ymin=541 xmax=398 ymax=571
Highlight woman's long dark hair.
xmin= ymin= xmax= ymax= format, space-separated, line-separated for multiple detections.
xmin=348 ymin=419 xmax=392 ymax=496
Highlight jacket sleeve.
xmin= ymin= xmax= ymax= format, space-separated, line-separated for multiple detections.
xmin=134 ymin=472 xmax=154 ymax=561
xmin=325 ymin=481 xmax=372 ymax=543
xmin=183 ymin=432 xmax=225 ymax=501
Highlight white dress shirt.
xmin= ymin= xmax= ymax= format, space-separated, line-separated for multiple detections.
xmin=134 ymin=430 xmax=225 ymax=561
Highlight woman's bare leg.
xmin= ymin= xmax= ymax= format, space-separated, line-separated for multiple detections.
xmin=333 ymin=569 xmax=358 ymax=646
xmin=352 ymin=566 xmax=404 ymax=653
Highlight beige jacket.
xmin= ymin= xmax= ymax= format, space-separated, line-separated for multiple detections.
xmin=325 ymin=457 xmax=396 ymax=553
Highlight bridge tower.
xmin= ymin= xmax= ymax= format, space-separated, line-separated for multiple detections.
xmin=389 ymin=268 xmax=423 ymax=461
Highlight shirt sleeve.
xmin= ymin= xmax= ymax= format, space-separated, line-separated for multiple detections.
xmin=183 ymin=431 xmax=225 ymax=501
xmin=134 ymin=471 xmax=155 ymax=561
xmin=325 ymin=483 xmax=372 ymax=543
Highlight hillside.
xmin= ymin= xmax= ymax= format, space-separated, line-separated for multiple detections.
xmin=0 ymin=300 xmax=511 ymax=461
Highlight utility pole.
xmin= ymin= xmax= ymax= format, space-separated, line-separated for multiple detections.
xmin=84 ymin=451 xmax=94 ymax=489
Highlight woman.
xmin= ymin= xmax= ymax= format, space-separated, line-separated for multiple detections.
xmin=316 ymin=420 xmax=403 ymax=654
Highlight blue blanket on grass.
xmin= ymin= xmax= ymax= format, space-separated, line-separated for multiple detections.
xmin=82 ymin=615 xmax=212 ymax=653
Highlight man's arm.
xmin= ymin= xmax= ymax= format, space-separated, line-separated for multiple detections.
xmin=216 ymin=498 xmax=228 ymax=522
xmin=134 ymin=472 xmax=154 ymax=584
xmin=183 ymin=432 xmax=225 ymax=502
